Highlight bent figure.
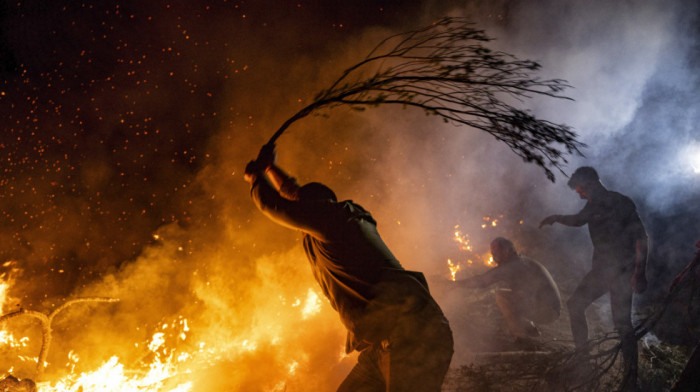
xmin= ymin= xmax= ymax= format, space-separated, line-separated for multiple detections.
xmin=244 ymin=145 xmax=453 ymax=392
xmin=460 ymin=237 xmax=561 ymax=339
xmin=540 ymin=166 xmax=648 ymax=391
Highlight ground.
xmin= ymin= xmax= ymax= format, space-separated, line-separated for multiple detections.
xmin=430 ymin=277 xmax=694 ymax=391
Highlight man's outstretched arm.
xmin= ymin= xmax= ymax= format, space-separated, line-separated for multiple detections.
xmin=459 ymin=268 xmax=503 ymax=289
xmin=539 ymin=212 xmax=588 ymax=228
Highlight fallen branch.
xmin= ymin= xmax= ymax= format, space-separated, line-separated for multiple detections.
xmin=0 ymin=297 xmax=120 ymax=380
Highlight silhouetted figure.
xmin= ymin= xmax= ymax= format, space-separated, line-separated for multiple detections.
xmin=540 ymin=166 xmax=648 ymax=391
xmin=460 ymin=237 xmax=561 ymax=340
xmin=244 ymin=144 xmax=453 ymax=392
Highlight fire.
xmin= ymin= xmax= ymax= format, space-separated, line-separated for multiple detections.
xmin=0 ymin=279 xmax=29 ymax=364
xmin=453 ymin=227 xmax=472 ymax=251
xmin=446 ymin=259 xmax=461 ymax=281
xmin=301 ymin=289 xmax=322 ymax=319
xmin=0 ymin=229 xmax=351 ymax=391
xmin=0 ymin=281 xmax=8 ymax=311
xmin=485 ymin=255 xmax=496 ymax=267
xmin=35 ymin=319 xmax=194 ymax=392
xmin=481 ymin=215 xmax=501 ymax=229
xmin=447 ymin=219 xmax=505 ymax=278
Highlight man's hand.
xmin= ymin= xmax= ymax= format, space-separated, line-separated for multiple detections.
xmin=243 ymin=160 xmax=262 ymax=184
xmin=631 ymin=270 xmax=647 ymax=293
xmin=539 ymin=215 xmax=559 ymax=228
xmin=256 ymin=143 xmax=276 ymax=171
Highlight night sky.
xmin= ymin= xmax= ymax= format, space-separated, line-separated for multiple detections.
xmin=0 ymin=0 xmax=698 ymax=388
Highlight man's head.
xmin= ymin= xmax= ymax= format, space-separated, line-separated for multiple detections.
xmin=490 ymin=237 xmax=518 ymax=265
xmin=567 ymin=166 xmax=600 ymax=200
xmin=298 ymin=182 xmax=337 ymax=202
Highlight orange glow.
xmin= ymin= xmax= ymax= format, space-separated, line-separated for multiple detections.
xmin=0 ymin=247 xmax=346 ymax=391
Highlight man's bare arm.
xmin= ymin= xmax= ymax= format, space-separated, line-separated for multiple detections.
xmin=539 ymin=213 xmax=587 ymax=228
xmin=248 ymin=143 xmax=300 ymax=200
xmin=265 ymin=164 xmax=300 ymax=201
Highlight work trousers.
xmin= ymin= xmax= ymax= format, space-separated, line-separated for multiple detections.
xmin=566 ymin=266 xmax=637 ymax=384
xmin=337 ymin=313 xmax=453 ymax=392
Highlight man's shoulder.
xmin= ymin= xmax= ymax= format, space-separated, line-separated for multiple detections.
xmin=519 ymin=255 xmax=546 ymax=271
xmin=604 ymin=190 xmax=637 ymax=210
xmin=339 ymin=200 xmax=376 ymax=220
xmin=604 ymin=189 xmax=632 ymax=201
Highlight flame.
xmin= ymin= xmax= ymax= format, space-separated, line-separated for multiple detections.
xmin=446 ymin=259 xmax=461 ymax=281
xmin=0 ymin=228 xmax=352 ymax=391
xmin=0 ymin=257 xmax=342 ymax=391
xmin=36 ymin=320 xmax=194 ymax=392
xmin=447 ymin=219 xmax=503 ymax=278
xmin=301 ymin=289 xmax=322 ymax=319
xmin=0 ymin=281 xmax=8 ymax=310
xmin=453 ymin=227 xmax=472 ymax=251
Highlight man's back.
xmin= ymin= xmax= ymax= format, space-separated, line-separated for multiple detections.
xmin=581 ymin=189 xmax=646 ymax=265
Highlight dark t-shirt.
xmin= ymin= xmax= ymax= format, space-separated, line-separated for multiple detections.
xmin=571 ymin=189 xmax=647 ymax=270
xmin=251 ymin=176 xmax=437 ymax=351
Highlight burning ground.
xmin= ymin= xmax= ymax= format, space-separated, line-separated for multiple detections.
xmin=0 ymin=0 xmax=699 ymax=390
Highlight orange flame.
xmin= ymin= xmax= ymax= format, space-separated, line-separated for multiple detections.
xmin=446 ymin=259 xmax=461 ymax=281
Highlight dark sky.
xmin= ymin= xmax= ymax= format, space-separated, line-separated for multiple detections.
xmin=0 ymin=0 xmax=698 ymax=388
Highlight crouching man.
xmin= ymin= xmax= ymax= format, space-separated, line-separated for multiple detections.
xmin=460 ymin=237 xmax=561 ymax=339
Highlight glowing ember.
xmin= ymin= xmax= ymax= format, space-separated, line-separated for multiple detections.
xmin=485 ymin=255 xmax=496 ymax=267
xmin=453 ymin=227 xmax=472 ymax=251
xmin=446 ymin=259 xmax=461 ymax=281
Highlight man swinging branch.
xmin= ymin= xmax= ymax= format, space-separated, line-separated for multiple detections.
xmin=244 ymin=144 xmax=453 ymax=392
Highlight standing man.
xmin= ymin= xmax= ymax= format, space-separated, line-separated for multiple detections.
xmin=539 ymin=166 xmax=648 ymax=391
xmin=244 ymin=144 xmax=453 ymax=392
xmin=460 ymin=237 xmax=561 ymax=340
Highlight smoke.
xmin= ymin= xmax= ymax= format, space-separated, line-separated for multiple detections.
xmin=0 ymin=0 xmax=697 ymax=389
